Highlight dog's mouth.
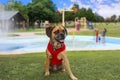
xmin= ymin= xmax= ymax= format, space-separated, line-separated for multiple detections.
xmin=54 ymin=33 xmax=66 ymax=43
xmin=55 ymin=37 xmax=65 ymax=43
xmin=59 ymin=39 xmax=64 ymax=43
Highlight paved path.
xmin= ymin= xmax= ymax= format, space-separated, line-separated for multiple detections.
xmin=8 ymin=28 xmax=89 ymax=37
xmin=9 ymin=32 xmax=44 ymax=37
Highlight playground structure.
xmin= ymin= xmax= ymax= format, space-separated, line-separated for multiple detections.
xmin=75 ymin=17 xmax=94 ymax=30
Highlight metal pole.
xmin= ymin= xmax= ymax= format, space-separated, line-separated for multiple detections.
xmin=62 ymin=9 xmax=65 ymax=26
xmin=62 ymin=9 xmax=73 ymax=27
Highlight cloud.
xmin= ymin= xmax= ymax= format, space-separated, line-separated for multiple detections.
xmin=72 ymin=0 xmax=90 ymax=9
xmin=63 ymin=3 xmax=66 ymax=6
xmin=90 ymin=0 xmax=105 ymax=4
xmin=114 ymin=0 xmax=119 ymax=2
xmin=97 ymin=0 xmax=104 ymax=4
xmin=90 ymin=0 xmax=96 ymax=3
xmin=96 ymin=2 xmax=120 ymax=18
xmin=70 ymin=0 xmax=77 ymax=2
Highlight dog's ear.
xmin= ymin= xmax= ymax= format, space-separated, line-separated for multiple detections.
xmin=63 ymin=27 xmax=67 ymax=35
xmin=46 ymin=26 xmax=55 ymax=38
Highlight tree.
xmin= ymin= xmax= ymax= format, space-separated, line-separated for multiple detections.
xmin=105 ymin=17 xmax=111 ymax=22
xmin=117 ymin=15 xmax=120 ymax=22
xmin=27 ymin=0 xmax=56 ymax=23
xmin=86 ymin=8 xmax=95 ymax=21
xmin=65 ymin=12 xmax=75 ymax=21
xmin=94 ymin=13 xmax=104 ymax=22
xmin=79 ymin=8 xmax=87 ymax=18
xmin=75 ymin=8 xmax=95 ymax=21
xmin=110 ymin=15 xmax=117 ymax=22
xmin=72 ymin=4 xmax=79 ymax=10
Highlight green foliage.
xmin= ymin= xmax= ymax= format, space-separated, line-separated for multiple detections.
xmin=86 ymin=8 xmax=95 ymax=21
xmin=65 ymin=12 xmax=75 ymax=21
xmin=27 ymin=0 xmax=56 ymax=22
xmin=118 ymin=16 xmax=120 ymax=21
xmin=94 ymin=13 xmax=104 ymax=22
xmin=78 ymin=8 xmax=87 ymax=18
xmin=110 ymin=15 xmax=117 ymax=22
xmin=73 ymin=4 xmax=79 ymax=9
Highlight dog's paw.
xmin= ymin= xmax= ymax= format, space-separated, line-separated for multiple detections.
xmin=45 ymin=72 xmax=50 ymax=76
xmin=70 ymin=76 xmax=78 ymax=80
xmin=61 ymin=68 xmax=65 ymax=72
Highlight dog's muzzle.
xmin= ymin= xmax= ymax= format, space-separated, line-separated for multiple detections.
xmin=54 ymin=33 xmax=65 ymax=43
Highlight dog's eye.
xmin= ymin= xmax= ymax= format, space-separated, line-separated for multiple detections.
xmin=62 ymin=30 xmax=65 ymax=33
xmin=54 ymin=30 xmax=59 ymax=34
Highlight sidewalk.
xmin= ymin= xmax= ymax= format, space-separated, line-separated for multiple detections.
xmin=8 ymin=28 xmax=90 ymax=37
xmin=9 ymin=32 xmax=45 ymax=37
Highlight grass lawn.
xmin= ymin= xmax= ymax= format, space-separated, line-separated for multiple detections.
xmin=0 ymin=50 xmax=120 ymax=80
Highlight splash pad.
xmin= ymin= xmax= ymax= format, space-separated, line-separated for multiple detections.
xmin=0 ymin=35 xmax=120 ymax=54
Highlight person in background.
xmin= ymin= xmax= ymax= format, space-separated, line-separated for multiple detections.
xmin=76 ymin=20 xmax=81 ymax=31
xmin=102 ymin=28 xmax=107 ymax=44
xmin=94 ymin=28 xmax=99 ymax=43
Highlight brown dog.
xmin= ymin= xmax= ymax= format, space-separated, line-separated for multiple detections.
xmin=45 ymin=26 xmax=77 ymax=80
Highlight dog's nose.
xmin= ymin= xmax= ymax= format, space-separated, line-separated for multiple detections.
xmin=60 ymin=34 xmax=65 ymax=39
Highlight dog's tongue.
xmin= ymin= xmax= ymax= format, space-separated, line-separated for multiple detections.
xmin=60 ymin=40 xmax=64 ymax=42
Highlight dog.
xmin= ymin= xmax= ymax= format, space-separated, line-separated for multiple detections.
xmin=45 ymin=26 xmax=78 ymax=80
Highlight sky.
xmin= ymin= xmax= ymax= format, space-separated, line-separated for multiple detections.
xmin=0 ymin=0 xmax=120 ymax=18
xmin=0 ymin=0 xmax=32 ymax=5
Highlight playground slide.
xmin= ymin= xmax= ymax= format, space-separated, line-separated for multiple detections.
xmin=87 ymin=21 xmax=94 ymax=30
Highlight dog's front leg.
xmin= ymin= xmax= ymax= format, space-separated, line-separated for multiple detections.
xmin=45 ymin=50 xmax=50 ymax=76
xmin=61 ymin=51 xmax=78 ymax=80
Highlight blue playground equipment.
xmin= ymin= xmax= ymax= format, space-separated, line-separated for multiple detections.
xmin=87 ymin=21 xmax=94 ymax=30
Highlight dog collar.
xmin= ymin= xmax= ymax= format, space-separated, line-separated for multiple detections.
xmin=50 ymin=42 xmax=63 ymax=51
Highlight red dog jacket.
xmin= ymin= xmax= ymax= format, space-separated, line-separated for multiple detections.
xmin=47 ymin=42 xmax=66 ymax=65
